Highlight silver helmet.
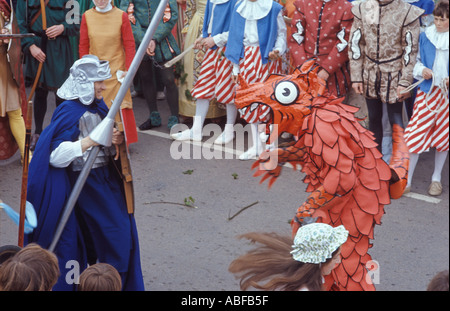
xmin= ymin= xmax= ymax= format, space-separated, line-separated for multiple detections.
xmin=57 ymin=55 xmax=111 ymax=105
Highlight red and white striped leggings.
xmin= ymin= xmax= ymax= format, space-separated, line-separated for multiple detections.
xmin=404 ymin=86 xmax=449 ymax=154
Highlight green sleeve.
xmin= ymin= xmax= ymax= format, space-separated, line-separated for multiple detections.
xmin=153 ymin=0 xmax=178 ymax=43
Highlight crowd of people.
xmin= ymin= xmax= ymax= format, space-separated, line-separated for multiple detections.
xmin=0 ymin=0 xmax=448 ymax=291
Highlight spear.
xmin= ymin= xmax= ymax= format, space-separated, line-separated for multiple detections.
xmin=0 ymin=33 xmax=35 ymax=39
xmin=48 ymin=0 xmax=170 ymax=252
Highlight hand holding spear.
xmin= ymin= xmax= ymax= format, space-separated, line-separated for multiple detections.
xmin=48 ymin=0 xmax=171 ymax=252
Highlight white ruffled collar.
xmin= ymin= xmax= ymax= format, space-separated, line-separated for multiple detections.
xmin=210 ymin=0 xmax=230 ymax=4
xmin=237 ymin=0 xmax=273 ymax=21
xmin=425 ymin=24 xmax=449 ymax=51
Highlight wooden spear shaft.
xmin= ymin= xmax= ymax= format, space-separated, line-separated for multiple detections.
xmin=48 ymin=0 xmax=170 ymax=252
xmin=18 ymin=0 xmax=46 ymax=246
xmin=18 ymin=101 xmax=33 ymax=247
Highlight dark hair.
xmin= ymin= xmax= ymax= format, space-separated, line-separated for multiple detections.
xmin=427 ymin=270 xmax=449 ymax=291
xmin=434 ymin=0 xmax=449 ymax=18
xmin=78 ymin=263 xmax=122 ymax=291
xmin=0 ymin=243 xmax=60 ymax=291
xmin=228 ymin=232 xmax=339 ymax=291
xmin=0 ymin=245 xmax=22 ymax=265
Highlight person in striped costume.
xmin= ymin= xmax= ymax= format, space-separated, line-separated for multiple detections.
xmin=404 ymin=0 xmax=449 ymax=196
xmin=225 ymin=0 xmax=287 ymax=160
xmin=171 ymin=0 xmax=238 ymax=143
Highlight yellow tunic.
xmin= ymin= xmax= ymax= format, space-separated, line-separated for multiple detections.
xmin=178 ymin=0 xmax=225 ymax=119
xmin=0 ymin=13 xmax=20 ymax=117
xmin=83 ymin=7 xmax=132 ymax=110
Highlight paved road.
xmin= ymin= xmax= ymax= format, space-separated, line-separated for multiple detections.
xmin=0 ymin=93 xmax=448 ymax=291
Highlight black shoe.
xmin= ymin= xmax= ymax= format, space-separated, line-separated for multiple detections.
xmin=30 ymin=134 xmax=40 ymax=151
xmin=139 ymin=119 xmax=161 ymax=131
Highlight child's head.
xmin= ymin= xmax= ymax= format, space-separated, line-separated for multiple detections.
xmin=427 ymin=270 xmax=449 ymax=291
xmin=434 ymin=0 xmax=449 ymax=32
xmin=0 ymin=243 xmax=60 ymax=291
xmin=78 ymin=263 xmax=122 ymax=291
xmin=229 ymin=223 xmax=349 ymax=291
xmin=0 ymin=244 xmax=21 ymax=266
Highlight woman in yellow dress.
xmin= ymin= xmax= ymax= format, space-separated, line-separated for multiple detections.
xmin=79 ymin=0 xmax=138 ymax=145
xmin=178 ymin=0 xmax=226 ymax=122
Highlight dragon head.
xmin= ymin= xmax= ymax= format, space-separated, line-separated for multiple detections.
xmin=235 ymin=60 xmax=327 ymax=143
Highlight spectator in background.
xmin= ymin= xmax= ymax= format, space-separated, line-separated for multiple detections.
xmin=427 ymin=270 xmax=449 ymax=291
xmin=404 ymin=0 xmax=449 ymax=196
xmin=288 ymin=0 xmax=368 ymax=127
xmin=403 ymin=0 xmax=436 ymax=120
xmin=0 ymin=243 xmax=59 ymax=291
xmin=78 ymin=263 xmax=122 ymax=291
xmin=121 ymin=0 xmax=181 ymax=131
xmin=0 ymin=0 xmax=27 ymax=163
xmin=16 ymin=0 xmax=80 ymax=151
xmin=348 ymin=0 xmax=424 ymax=154
xmin=79 ymin=0 xmax=138 ymax=147
xmin=171 ymin=0 xmax=237 ymax=144
xmin=177 ymin=0 xmax=226 ymax=131
xmin=225 ymin=0 xmax=287 ymax=160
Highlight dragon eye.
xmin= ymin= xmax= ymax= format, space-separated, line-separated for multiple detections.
xmin=274 ymin=81 xmax=299 ymax=105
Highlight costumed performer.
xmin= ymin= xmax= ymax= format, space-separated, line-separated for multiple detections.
xmin=229 ymin=223 xmax=349 ymax=291
xmin=348 ymin=0 xmax=424 ymax=154
xmin=289 ymin=0 xmax=353 ymax=98
xmin=16 ymin=0 xmax=80 ymax=151
xmin=120 ymin=0 xmax=181 ymax=130
xmin=225 ymin=0 xmax=287 ymax=160
xmin=289 ymin=0 xmax=368 ymax=128
xmin=404 ymin=0 xmax=449 ymax=196
xmin=25 ymin=55 xmax=145 ymax=291
xmin=79 ymin=0 xmax=138 ymax=147
xmin=171 ymin=0 xmax=237 ymax=143
xmin=0 ymin=0 xmax=26 ymax=163
xmin=403 ymin=0 xmax=436 ymax=120
xmin=177 ymin=0 xmax=226 ymax=125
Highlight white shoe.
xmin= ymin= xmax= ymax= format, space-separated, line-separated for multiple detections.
xmin=171 ymin=129 xmax=202 ymax=142
xmin=239 ymin=145 xmax=262 ymax=161
xmin=214 ymin=125 xmax=235 ymax=145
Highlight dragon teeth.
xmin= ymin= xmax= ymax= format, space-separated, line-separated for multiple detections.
xmin=238 ymin=107 xmax=248 ymax=116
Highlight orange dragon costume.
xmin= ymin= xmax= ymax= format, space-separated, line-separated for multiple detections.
xmin=234 ymin=60 xmax=409 ymax=291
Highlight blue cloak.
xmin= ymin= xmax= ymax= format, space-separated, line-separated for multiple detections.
xmin=26 ymin=99 xmax=144 ymax=291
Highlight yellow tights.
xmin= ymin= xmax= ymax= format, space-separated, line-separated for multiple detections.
xmin=7 ymin=108 xmax=26 ymax=160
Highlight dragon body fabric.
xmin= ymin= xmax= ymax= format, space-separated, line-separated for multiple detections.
xmin=234 ymin=60 xmax=409 ymax=291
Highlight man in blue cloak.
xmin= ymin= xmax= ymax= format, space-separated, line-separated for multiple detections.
xmin=25 ymin=55 xmax=145 ymax=291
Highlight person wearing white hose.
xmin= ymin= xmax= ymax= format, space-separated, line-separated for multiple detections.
xmin=404 ymin=0 xmax=449 ymax=196
xmin=225 ymin=0 xmax=287 ymax=160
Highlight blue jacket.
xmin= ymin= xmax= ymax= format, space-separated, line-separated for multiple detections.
xmin=418 ymin=31 xmax=449 ymax=93
xmin=225 ymin=1 xmax=282 ymax=65
xmin=203 ymin=0 xmax=237 ymax=46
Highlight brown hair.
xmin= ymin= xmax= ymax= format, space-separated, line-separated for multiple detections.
xmin=427 ymin=270 xmax=449 ymax=291
xmin=434 ymin=0 xmax=449 ymax=18
xmin=0 ymin=243 xmax=60 ymax=291
xmin=78 ymin=263 xmax=122 ymax=291
xmin=228 ymin=232 xmax=338 ymax=291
